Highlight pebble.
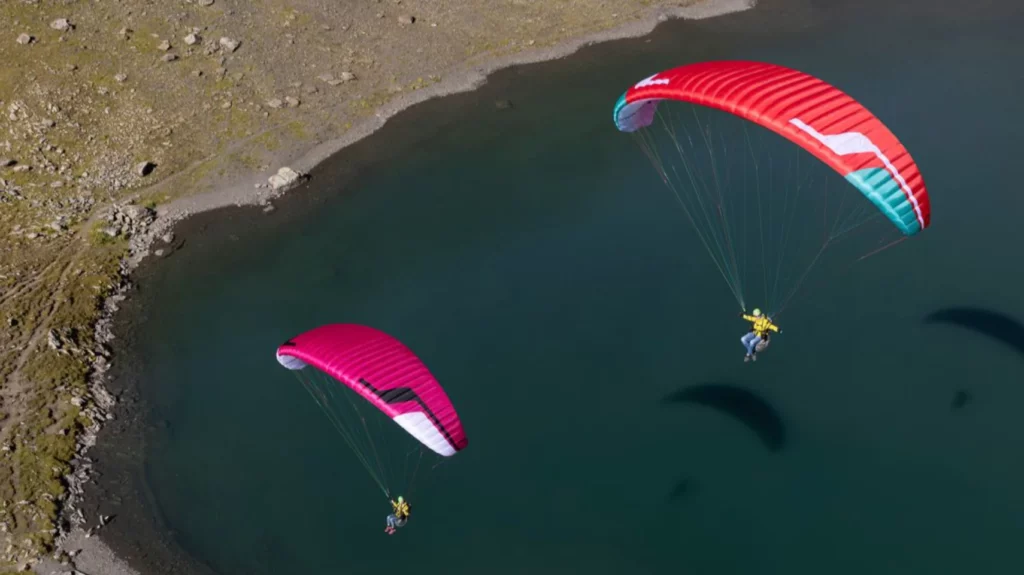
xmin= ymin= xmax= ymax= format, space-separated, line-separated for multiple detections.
xmin=317 ymin=73 xmax=344 ymax=86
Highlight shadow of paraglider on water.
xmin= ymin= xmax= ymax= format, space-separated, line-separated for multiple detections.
xmin=660 ymin=382 xmax=786 ymax=501
xmin=924 ymin=306 xmax=1024 ymax=362
xmin=661 ymin=382 xmax=786 ymax=452
xmin=924 ymin=306 xmax=1024 ymax=412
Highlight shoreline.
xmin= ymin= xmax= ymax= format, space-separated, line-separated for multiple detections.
xmin=36 ymin=1 xmax=755 ymax=573
xmin=156 ymin=0 xmax=755 ymax=224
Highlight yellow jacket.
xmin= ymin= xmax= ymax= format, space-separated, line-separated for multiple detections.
xmin=391 ymin=499 xmax=410 ymax=519
xmin=742 ymin=314 xmax=780 ymax=337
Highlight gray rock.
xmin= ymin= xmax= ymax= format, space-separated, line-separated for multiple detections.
xmin=0 ymin=159 xmax=14 ymax=167
xmin=47 ymin=329 xmax=62 ymax=350
xmin=161 ymin=232 xmax=175 ymax=244
xmin=340 ymin=71 xmax=356 ymax=82
xmin=266 ymin=98 xmax=283 ymax=109
xmin=158 ymin=40 xmax=171 ymax=51
xmin=285 ymin=96 xmax=300 ymax=108
xmin=120 ymin=204 xmax=155 ymax=225
xmin=398 ymin=14 xmax=416 ymax=25
xmin=162 ymin=53 xmax=178 ymax=62
xmin=154 ymin=249 xmax=165 ymax=257
xmin=198 ymin=0 xmax=215 ymax=5
xmin=219 ymin=37 xmax=240 ymax=52
xmin=50 ymin=19 xmax=73 ymax=32
xmin=268 ymin=166 xmax=304 ymax=191
xmin=16 ymin=33 xmax=34 ymax=45
xmin=263 ymin=204 xmax=275 ymax=213
xmin=184 ymin=33 xmax=200 ymax=46
xmin=115 ymin=73 xmax=127 ymax=82
xmin=135 ymin=161 xmax=155 ymax=176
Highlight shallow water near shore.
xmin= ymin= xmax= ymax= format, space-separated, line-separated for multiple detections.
xmin=96 ymin=0 xmax=1024 ymax=573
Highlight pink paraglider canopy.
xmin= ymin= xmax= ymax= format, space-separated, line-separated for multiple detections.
xmin=276 ymin=324 xmax=468 ymax=457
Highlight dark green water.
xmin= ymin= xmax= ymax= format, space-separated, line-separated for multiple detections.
xmin=108 ymin=0 xmax=1024 ymax=573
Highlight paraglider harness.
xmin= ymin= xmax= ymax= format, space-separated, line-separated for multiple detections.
xmin=754 ymin=335 xmax=770 ymax=353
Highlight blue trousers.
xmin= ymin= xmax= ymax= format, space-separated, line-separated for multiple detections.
xmin=386 ymin=514 xmax=406 ymax=529
xmin=741 ymin=332 xmax=762 ymax=355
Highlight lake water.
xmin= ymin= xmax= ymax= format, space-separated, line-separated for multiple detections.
xmin=99 ymin=0 xmax=1024 ymax=573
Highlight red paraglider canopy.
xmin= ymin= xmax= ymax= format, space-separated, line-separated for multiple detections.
xmin=614 ymin=60 xmax=930 ymax=235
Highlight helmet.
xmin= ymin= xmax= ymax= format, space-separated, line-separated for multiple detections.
xmin=397 ymin=496 xmax=404 ymax=503
xmin=752 ymin=308 xmax=762 ymax=317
